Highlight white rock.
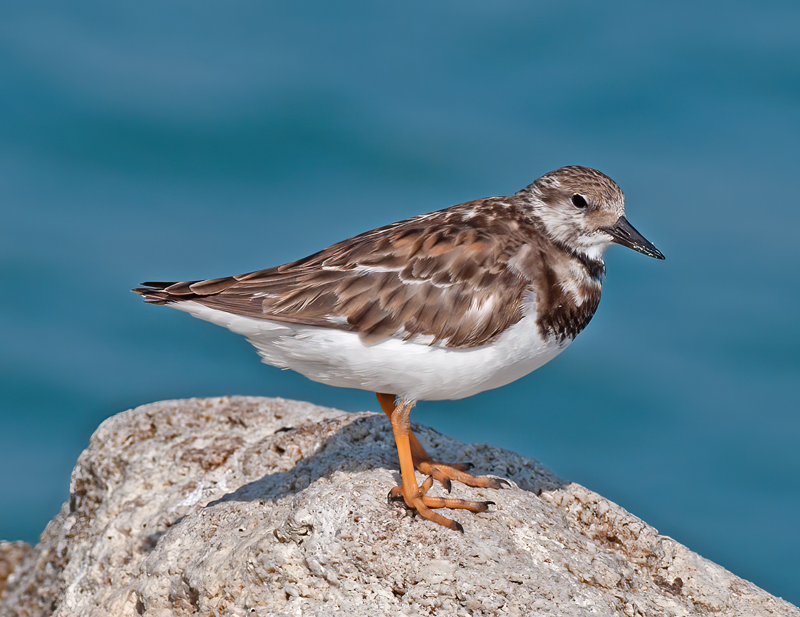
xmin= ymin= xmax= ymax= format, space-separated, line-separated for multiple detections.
xmin=0 ymin=396 xmax=797 ymax=616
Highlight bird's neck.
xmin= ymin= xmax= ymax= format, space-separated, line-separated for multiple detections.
xmin=557 ymin=240 xmax=607 ymax=282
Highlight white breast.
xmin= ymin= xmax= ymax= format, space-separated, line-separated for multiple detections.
xmin=172 ymin=296 xmax=569 ymax=401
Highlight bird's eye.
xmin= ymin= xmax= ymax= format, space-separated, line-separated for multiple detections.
xmin=572 ymin=194 xmax=588 ymax=209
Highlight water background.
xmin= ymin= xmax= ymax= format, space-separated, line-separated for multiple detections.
xmin=2 ymin=1 xmax=799 ymax=604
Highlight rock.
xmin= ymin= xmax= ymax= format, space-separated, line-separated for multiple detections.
xmin=1 ymin=396 xmax=797 ymax=616
xmin=0 ymin=541 xmax=33 ymax=597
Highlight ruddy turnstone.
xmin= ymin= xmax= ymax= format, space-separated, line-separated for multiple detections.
xmin=134 ymin=165 xmax=664 ymax=531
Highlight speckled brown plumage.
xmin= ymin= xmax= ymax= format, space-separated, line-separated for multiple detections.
xmin=135 ymin=193 xmax=605 ymax=348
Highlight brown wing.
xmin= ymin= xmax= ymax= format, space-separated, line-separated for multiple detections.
xmin=134 ymin=198 xmax=536 ymax=348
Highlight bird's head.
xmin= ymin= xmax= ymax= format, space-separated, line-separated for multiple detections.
xmin=521 ymin=165 xmax=665 ymax=262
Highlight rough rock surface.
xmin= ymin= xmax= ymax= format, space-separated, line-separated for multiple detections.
xmin=1 ymin=396 xmax=797 ymax=617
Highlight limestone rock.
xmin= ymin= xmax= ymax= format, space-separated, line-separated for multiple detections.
xmin=1 ymin=396 xmax=797 ymax=616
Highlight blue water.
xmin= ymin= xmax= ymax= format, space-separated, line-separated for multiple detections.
xmin=2 ymin=1 xmax=799 ymax=604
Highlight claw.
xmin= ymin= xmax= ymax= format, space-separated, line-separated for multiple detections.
xmin=388 ymin=486 xmax=407 ymax=506
xmin=425 ymin=463 xmax=508 ymax=491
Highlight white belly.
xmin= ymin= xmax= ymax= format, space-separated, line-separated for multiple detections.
xmin=173 ymin=301 xmax=569 ymax=401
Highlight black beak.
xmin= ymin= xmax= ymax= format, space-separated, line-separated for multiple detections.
xmin=601 ymin=216 xmax=665 ymax=260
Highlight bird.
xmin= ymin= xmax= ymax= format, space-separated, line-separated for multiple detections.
xmin=133 ymin=165 xmax=665 ymax=532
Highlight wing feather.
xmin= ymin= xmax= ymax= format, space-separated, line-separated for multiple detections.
xmin=136 ymin=199 xmax=538 ymax=348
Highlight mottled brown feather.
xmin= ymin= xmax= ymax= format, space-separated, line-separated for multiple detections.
xmin=134 ymin=194 xmax=604 ymax=348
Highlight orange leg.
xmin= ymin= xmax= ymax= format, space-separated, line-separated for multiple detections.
xmin=377 ymin=393 xmax=504 ymax=531
xmin=376 ymin=393 xmax=508 ymax=492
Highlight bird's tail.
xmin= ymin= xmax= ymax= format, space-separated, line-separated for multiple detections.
xmin=132 ymin=276 xmax=240 ymax=304
xmin=132 ymin=281 xmax=183 ymax=304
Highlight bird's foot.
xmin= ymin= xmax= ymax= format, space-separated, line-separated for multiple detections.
xmin=387 ymin=476 xmax=494 ymax=532
xmin=414 ymin=458 xmax=510 ymax=493
xmin=377 ymin=392 xmax=508 ymax=531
